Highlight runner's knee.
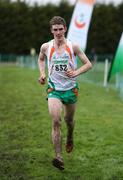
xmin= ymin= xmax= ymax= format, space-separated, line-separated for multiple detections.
xmin=64 ymin=116 xmax=73 ymax=124
xmin=53 ymin=120 xmax=61 ymax=130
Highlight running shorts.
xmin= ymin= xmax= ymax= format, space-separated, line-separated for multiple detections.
xmin=47 ymin=87 xmax=78 ymax=104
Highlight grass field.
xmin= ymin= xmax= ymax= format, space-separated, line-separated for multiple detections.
xmin=0 ymin=64 xmax=123 ymax=180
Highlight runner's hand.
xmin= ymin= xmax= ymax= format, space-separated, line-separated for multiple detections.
xmin=38 ymin=75 xmax=46 ymax=85
xmin=65 ymin=69 xmax=77 ymax=78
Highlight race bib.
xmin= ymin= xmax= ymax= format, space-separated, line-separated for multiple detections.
xmin=54 ymin=64 xmax=68 ymax=72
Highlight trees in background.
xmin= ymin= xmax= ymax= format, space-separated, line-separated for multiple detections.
xmin=0 ymin=0 xmax=123 ymax=55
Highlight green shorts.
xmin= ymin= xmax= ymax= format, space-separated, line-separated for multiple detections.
xmin=47 ymin=87 xmax=78 ymax=104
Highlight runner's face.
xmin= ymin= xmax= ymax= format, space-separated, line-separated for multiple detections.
xmin=51 ymin=24 xmax=66 ymax=40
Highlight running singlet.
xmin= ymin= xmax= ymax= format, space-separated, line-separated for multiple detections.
xmin=46 ymin=39 xmax=77 ymax=91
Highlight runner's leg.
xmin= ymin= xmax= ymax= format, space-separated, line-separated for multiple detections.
xmin=64 ymin=103 xmax=76 ymax=152
xmin=48 ymin=98 xmax=63 ymax=159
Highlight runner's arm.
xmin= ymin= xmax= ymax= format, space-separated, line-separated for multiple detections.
xmin=38 ymin=43 xmax=47 ymax=84
xmin=66 ymin=43 xmax=92 ymax=77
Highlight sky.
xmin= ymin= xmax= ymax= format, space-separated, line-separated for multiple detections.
xmin=12 ymin=0 xmax=123 ymax=6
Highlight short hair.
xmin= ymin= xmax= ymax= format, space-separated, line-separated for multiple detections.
xmin=50 ymin=16 xmax=66 ymax=28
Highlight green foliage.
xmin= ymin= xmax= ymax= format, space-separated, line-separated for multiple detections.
xmin=0 ymin=0 xmax=123 ymax=55
xmin=0 ymin=65 xmax=123 ymax=179
xmin=87 ymin=3 xmax=122 ymax=54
